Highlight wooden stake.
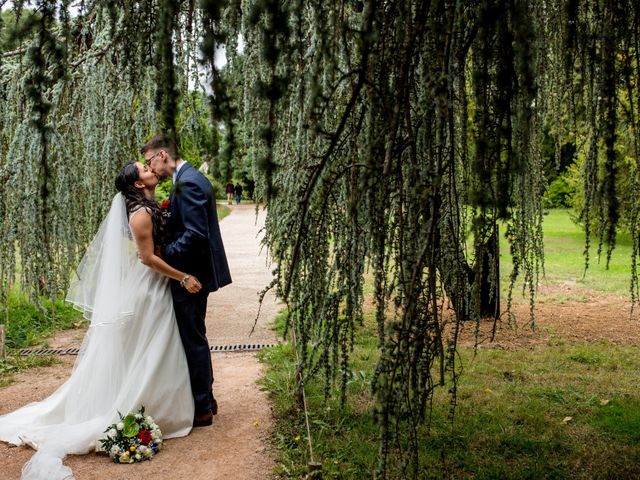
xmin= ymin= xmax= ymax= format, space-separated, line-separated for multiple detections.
xmin=0 ymin=324 xmax=5 ymax=359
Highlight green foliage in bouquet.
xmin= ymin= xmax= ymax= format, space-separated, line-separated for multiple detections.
xmin=122 ymin=414 xmax=140 ymax=438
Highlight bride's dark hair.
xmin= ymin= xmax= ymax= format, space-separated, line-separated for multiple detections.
xmin=115 ymin=161 xmax=166 ymax=243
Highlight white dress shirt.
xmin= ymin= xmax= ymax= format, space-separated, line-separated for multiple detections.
xmin=173 ymin=159 xmax=186 ymax=183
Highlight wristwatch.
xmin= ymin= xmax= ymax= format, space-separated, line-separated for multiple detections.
xmin=180 ymin=273 xmax=191 ymax=287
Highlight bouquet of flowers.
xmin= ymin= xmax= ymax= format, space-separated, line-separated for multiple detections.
xmin=99 ymin=406 xmax=163 ymax=463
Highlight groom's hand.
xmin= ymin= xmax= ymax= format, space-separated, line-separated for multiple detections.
xmin=183 ymin=275 xmax=202 ymax=293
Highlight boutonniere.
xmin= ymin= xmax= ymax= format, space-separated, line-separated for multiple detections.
xmin=159 ymin=199 xmax=171 ymax=220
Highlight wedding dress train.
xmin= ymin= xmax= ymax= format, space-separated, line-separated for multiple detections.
xmin=0 ymin=194 xmax=194 ymax=480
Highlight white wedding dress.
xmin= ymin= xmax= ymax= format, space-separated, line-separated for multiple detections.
xmin=0 ymin=194 xmax=194 ymax=480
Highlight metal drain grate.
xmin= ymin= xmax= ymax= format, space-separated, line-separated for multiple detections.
xmin=18 ymin=347 xmax=81 ymax=356
xmin=18 ymin=343 xmax=278 ymax=357
xmin=210 ymin=343 xmax=277 ymax=353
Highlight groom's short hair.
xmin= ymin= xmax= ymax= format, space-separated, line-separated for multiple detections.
xmin=141 ymin=134 xmax=181 ymax=159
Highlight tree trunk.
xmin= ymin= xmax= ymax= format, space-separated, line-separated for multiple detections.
xmin=475 ymin=226 xmax=500 ymax=319
xmin=441 ymin=225 xmax=500 ymax=321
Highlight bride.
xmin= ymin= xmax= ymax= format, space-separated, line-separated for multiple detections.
xmin=0 ymin=161 xmax=199 ymax=480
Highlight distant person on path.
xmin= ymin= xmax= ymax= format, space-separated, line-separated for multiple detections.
xmin=246 ymin=180 xmax=255 ymax=201
xmin=234 ymin=183 xmax=243 ymax=205
xmin=225 ymin=181 xmax=234 ymax=205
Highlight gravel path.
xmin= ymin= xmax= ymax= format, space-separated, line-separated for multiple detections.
xmin=0 ymin=203 xmax=281 ymax=480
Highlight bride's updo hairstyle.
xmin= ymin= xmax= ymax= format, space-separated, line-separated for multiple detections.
xmin=115 ymin=161 xmax=165 ymax=242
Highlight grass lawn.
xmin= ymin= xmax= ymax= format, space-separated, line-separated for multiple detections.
xmin=261 ymin=210 xmax=640 ymax=478
xmin=217 ymin=204 xmax=232 ymax=221
xmin=503 ymin=209 xmax=633 ymax=298
xmin=261 ymin=318 xmax=640 ymax=479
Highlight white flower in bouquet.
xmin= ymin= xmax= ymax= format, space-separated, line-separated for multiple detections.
xmin=116 ymin=422 xmax=124 ymax=430
xmin=144 ymin=416 xmax=153 ymax=424
xmin=110 ymin=445 xmax=121 ymax=456
xmin=108 ymin=428 xmax=117 ymax=438
xmin=135 ymin=413 xmax=142 ymax=420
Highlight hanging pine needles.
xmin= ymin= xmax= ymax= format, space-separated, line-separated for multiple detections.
xmin=235 ymin=0 xmax=640 ymax=475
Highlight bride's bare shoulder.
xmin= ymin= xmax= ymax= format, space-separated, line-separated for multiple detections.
xmin=128 ymin=208 xmax=153 ymax=235
xmin=129 ymin=206 xmax=152 ymax=220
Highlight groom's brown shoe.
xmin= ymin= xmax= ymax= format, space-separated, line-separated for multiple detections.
xmin=211 ymin=397 xmax=218 ymax=416
xmin=193 ymin=410 xmax=213 ymax=427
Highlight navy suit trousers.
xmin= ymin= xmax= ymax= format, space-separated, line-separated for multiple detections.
xmin=172 ymin=292 xmax=214 ymax=414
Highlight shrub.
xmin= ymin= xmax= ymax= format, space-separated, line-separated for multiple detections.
xmin=2 ymin=294 xmax=83 ymax=350
xmin=544 ymin=174 xmax=574 ymax=208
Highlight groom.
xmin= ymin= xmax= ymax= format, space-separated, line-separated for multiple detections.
xmin=142 ymin=134 xmax=232 ymax=427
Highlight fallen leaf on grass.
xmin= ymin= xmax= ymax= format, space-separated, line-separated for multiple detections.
xmin=600 ymin=399 xmax=610 ymax=406
xmin=562 ymin=416 xmax=573 ymax=424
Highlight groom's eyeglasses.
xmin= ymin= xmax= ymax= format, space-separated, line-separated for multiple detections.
xmin=143 ymin=150 xmax=163 ymax=165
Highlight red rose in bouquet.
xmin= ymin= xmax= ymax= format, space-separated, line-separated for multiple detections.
xmin=138 ymin=429 xmax=153 ymax=445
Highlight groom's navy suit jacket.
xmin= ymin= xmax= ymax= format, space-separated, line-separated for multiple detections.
xmin=162 ymin=162 xmax=232 ymax=301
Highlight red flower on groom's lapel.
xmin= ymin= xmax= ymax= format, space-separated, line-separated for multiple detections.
xmin=160 ymin=199 xmax=170 ymax=209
